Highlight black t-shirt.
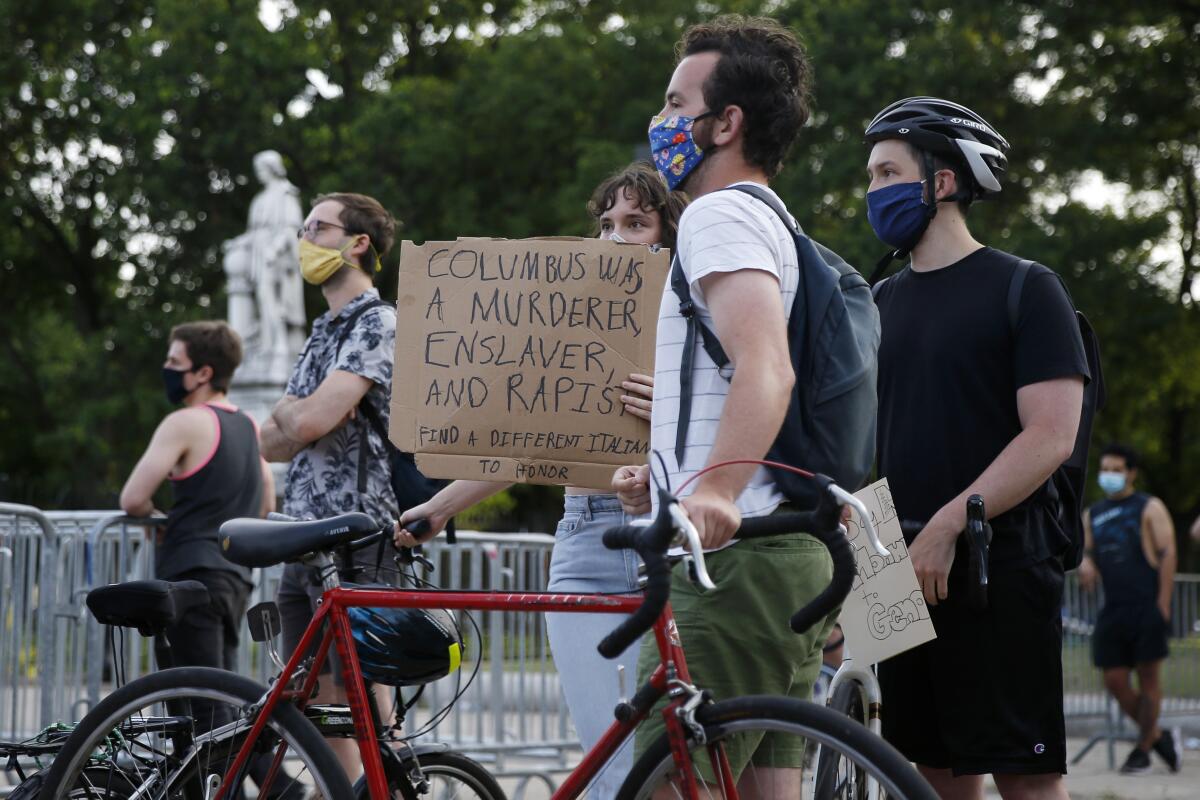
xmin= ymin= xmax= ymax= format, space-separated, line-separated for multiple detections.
xmin=875 ymin=247 xmax=1089 ymax=571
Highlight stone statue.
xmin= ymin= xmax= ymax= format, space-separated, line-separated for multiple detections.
xmin=222 ymin=150 xmax=307 ymax=384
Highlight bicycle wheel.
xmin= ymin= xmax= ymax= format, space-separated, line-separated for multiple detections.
xmin=352 ymin=748 xmax=506 ymax=800
xmin=813 ymin=681 xmax=875 ymax=799
xmin=11 ymin=769 xmax=135 ymax=800
xmin=39 ymin=667 xmax=354 ymax=800
xmin=617 ymin=696 xmax=934 ymax=800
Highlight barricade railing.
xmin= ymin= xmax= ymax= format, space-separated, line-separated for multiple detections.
xmin=1062 ymin=571 xmax=1200 ymax=768
xmin=2 ymin=510 xmax=573 ymax=792
xmin=0 ymin=504 xmax=59 ymax=744
xmin=415 ymin=531 xmax=576 ymax=784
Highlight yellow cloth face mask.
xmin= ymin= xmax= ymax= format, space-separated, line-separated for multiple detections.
xmin=299 ymin=238 xmax=360 ymax=285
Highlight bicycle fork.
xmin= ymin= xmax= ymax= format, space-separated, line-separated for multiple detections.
xmin=826 ymin=648 xmax=885 ymax=800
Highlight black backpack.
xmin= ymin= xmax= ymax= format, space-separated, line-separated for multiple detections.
xmin=671 ymin=184 xmax=881 ymax=508
xmin=334 ymin=299 xmax=455 ymax=540
xmin=873 ymin=259 xmax=1105 ymax=569
xmin=1008 ymin=260 xmax=1105 ymax=569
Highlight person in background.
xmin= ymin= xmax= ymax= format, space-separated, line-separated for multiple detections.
xmin=121 ymin=320 xmax=271 ymax=677
xmin=259 ymin=191 xmax=400 ymax=781
xmin=1080 ymin=443 xmax=1181 ymax=774
xmin=121 ymin=321 xmax=296 ymax=798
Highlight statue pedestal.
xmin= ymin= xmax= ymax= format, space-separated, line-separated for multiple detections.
xmin=229 ymin=379 xmax=291 ymax=508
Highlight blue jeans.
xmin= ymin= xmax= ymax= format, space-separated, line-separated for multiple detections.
xmin=545 ymin=494 xmax=640 ymax=800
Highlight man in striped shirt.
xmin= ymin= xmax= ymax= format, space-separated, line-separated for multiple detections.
xmin=615 ymin=15 xmax=837 ymax=789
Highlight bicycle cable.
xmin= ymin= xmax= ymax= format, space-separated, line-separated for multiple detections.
xmin=674 ymin=458 xmax=816 ymax=495
xmin=388 ymin=560 xmax=484 ymax=743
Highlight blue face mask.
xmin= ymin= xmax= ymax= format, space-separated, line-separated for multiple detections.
xmin=648 ymin=111 xmax=716 ymax=191
xmin=1097 ymin=471 xmax=1127 ymax=495
xmin=866 ymin=181 xmax=932 ymax=252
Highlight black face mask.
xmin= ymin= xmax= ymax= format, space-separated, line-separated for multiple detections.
xmin=162 ymin=366 xmax=200 ymax=404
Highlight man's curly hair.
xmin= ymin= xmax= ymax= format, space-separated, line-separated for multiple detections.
xmin=679 ymin=15 xmax=813 ymax=178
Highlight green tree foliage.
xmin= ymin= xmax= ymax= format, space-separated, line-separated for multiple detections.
xmin=2 ymin=0 xmax=1197 ymax=562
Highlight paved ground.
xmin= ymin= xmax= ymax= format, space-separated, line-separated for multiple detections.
xmin=477 ymin=735 xmax=1200 ymax=800
xmin=981 ymin=736 xmax=1198 ymax=800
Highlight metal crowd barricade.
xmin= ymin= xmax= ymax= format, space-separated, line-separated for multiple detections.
xmin=3 ymin=509 xmax=577 ymax=793
xmin=1062 ymin=571 xmax=1200 ymax=769
xmin=402 ymin=531 xmax=579 ymax=791
xmin=0 ymin=503 xmax=58 ymax=743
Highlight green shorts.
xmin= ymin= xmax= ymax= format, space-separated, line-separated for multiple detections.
xmin=633 ymin=533 xmax=837 ymax=781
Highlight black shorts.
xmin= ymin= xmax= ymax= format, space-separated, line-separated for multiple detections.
xmin=878 ymin=557 xmax=1066 ymax=776
xmin=1093 ymin=604 xmax=1169 ymax=669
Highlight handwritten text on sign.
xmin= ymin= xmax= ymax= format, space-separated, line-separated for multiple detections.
xmin=390 ymin=238 xmax=670 ymax=489
xmin=837 ymin=479 xmax=937 ymax=665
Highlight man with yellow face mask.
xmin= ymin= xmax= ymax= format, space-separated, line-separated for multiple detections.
xmin=259 ymin=191 xmax=399 ymax=780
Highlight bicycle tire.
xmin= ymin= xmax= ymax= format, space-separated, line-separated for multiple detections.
xmin=10 ymin=766 xmax=137 ymax=800
xmin=813 ymin=680 xmax=877 ymax=799
xmin=352 ymin=749 xmax=506 ymax=800
xmin=39 ymin=667 xmax=354 ymax=800
xmin=617 ymin=695 xmax=935 ymax=800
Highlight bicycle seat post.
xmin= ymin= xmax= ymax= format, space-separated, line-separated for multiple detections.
xmin=303 ymin=551 xmax=343 ymax=593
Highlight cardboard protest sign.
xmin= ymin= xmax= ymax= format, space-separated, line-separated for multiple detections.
xmin=837 ymin=479 xmax=937 ymax=665
xmin=391 ymin=237 xmax=670 ymax=489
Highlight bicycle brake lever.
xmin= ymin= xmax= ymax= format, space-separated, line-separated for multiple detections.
xmin=965 ymin=494 xmax=991 ymax=610
xmin=396 ymin=544 xmax=435 ymax=573
xmin=668 ymin=503 xmax=717 ymax=591
xmin=828 ymin=484 xmax=888 ymax=558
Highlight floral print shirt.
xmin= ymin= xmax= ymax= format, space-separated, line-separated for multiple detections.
xmin=283 ymin=289 xmax=398 ymax=525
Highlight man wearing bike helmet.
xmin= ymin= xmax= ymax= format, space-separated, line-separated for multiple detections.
xmin=867 ymin=98 xmax=1089 ymax=798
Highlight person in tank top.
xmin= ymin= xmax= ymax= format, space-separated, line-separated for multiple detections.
xmin=120 ymin=321 xmax=298 ymax=797
xmin=1081 ymin=443 xmax=1181 ymax=774
xmin=121 ymin=320 xmax=273 ymax=668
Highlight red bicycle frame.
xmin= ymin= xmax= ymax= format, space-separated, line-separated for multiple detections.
xmin=217 ymin=584 xmax=712 ymax=799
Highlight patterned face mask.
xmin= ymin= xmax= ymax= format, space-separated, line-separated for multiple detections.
xmin=648 ymin=111 xmax=716 ymax=190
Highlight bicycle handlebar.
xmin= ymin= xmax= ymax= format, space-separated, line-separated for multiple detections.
xmin=596 ymin=475 xmax=858 ymax=659
xmin=899 ymin=494 xmax=991 ymax=610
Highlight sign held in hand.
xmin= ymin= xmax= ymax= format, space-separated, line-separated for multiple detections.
xmin=390 ymin=237 xmax=670 ymax=489
xmin=837 ymin=478 xmax=937 ymax=665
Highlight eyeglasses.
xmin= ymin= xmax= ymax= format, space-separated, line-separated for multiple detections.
xmin=297 ymin=220 xmax=349 ymax=240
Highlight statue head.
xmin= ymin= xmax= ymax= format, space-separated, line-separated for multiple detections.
xmin=253 ymin=150 xmax=287 ymax=184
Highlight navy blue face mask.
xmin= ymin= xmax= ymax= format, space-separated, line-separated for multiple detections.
xmin=866 ymin=181 xmax=932 ymax=253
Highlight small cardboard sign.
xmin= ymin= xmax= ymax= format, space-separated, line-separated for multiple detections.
xmin=390 ymin=237 xmax=670 ymax=489
xmin=837 ymin=479 xmax=937 ymax=664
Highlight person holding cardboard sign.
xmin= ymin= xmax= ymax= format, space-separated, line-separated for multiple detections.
xmin=395 ymin=161 xmax=685 ymax=800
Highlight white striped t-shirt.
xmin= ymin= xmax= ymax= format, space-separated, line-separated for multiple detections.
xmin=649 ymin=181 xmax=800 ymax=536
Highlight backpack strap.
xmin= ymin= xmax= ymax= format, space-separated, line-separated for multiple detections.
xmin=329 ymin=298 xmax=391 ymax=503
xmin=1007 ymin=259 xmax=1033 ymax=333
xmin=333 ymin=297 xmax=390 ymax=358
xmin=669 ymin=255 xmax=728 ymax=467
xmin=668 ymin=184 xmax=797 ymax=468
